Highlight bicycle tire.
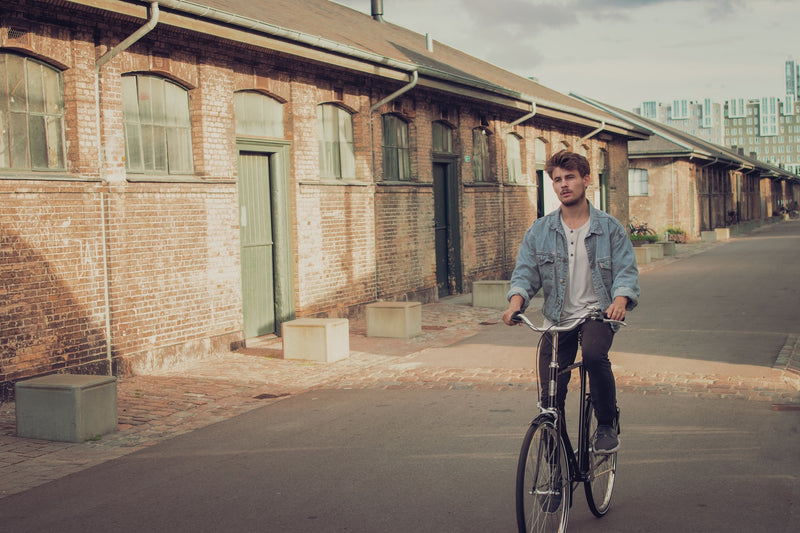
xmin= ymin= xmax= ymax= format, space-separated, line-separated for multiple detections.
xmin=516 ymin=418 xmax=570 ymax=533
xmin=583 ymin=399 xmax=617 ymax=517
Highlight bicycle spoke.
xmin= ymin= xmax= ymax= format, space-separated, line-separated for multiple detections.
xmin=516 ymin=422 xmax=569 ymax=532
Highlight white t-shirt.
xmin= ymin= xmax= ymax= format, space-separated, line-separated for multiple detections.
xmin=544 ymin=218 xmax=599 ymax=330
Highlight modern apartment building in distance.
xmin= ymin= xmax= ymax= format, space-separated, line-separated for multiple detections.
xmin=636 ymin=98 xmax=725 ymax=145
xmin=634 ymin=61 xmax=800 ymax=175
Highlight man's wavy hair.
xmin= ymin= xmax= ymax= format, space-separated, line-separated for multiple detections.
xmin=545 ymin=150 xmax=591 ymax=178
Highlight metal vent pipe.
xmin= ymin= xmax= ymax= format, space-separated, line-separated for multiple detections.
xmin=371 ymin=0 xmax=384 ymax=22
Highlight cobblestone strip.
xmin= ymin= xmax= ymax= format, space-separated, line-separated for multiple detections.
xmin=774 ymin=334 xmax=800 ymax=378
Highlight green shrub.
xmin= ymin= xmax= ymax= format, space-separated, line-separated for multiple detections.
xmin=630 ymin=233 xmax=658 ymax=244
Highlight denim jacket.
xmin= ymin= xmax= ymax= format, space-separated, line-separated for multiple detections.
xmin=507 ymin=202 xmax=640 ymax=324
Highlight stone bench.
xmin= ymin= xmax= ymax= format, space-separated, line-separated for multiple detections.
xmin=701 ymin=230 xmax=717 ymax=243
xmin=472 ymin=280 xmax=511 ymax=309
xmin=282 ymin=318 xmax=349 ymax=362
xmin=15 ymin=374 xmax=118 ymax=442
xmin=366 ymin=301 xmax=421 ymax=338
xmin=714 ymin=227 xmax=730 ymax=241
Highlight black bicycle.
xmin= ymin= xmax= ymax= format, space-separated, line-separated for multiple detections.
xmin=513 ymin=309 xmax=624 ymax=533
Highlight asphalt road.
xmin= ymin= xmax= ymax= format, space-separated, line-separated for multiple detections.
xmin=1 ymin=222 xmax=799 ymax=532
xmin=614 ymin=221 xmax=800 ymax=367
xmin=0 ymin=389 xmax=797 ymax=532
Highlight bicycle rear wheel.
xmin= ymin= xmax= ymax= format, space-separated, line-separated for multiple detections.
xmin=583 ymin=402 xmax=617 ymax=517
xmin=515 ymin=419 xmax=570 ymax=533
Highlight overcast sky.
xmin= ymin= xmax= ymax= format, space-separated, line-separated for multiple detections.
xmin=332 ymin=0 xmax=797 ymax=110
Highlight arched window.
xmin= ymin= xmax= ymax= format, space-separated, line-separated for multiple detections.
xmin=0 ymin=52 xmax=65 ymax=170
xmin=317 ymin=103 xmax=354 ymax=179
xmin=432 ymin=121 xmax=453 ymax=153
xmin=472 ymin=128 xmax=491 ymax=182
xmin=122 ymin=74 xmax=193 ymax=174
xmin=506 ymin=133 xmax=522 ymax=183
xmin=235 ymin=91 xmax=284 ymax=138
xmin=383 ymin=114 xmax=411 ymax=180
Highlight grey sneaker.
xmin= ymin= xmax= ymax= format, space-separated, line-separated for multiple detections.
xmin=594 ymin=425 xmax=619 ymax=454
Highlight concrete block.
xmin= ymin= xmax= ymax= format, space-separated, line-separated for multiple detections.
xmin=472 ymin=280 xmax=512 ymax=309
xmin=659 ymin=241 xmax=676 ymax=256
xmin=366 ymin=301 xmax=422 ymax=338
xmin=642 ymin=243 xmax=664 ymax=260
xmin=282 ymin=318 xmax=349 ymax=362
xmin=15 ymin=374 xmax=118 ymax=443
xmin=701 ymin=231 xmax=717 ymax=243
xmin=634 ymin=246 xmax=651 ymax=265
xmin=714 ymin=227 xmax=730 ymax=241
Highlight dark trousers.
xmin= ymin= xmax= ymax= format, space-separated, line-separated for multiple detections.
xmin=538 ymin=319 xmax=617 ymax=426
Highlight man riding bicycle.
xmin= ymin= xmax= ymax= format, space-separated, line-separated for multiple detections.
xmin=502 ymin=150 xmax=640 ymax=454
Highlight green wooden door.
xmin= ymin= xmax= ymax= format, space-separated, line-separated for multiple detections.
xmin=433 ymin=163 xmax=450 ymax=296
xmin=433 ymin=162 xmax=461 ymax=296
xmin=238 ymin=152 xmax=275 ymax=337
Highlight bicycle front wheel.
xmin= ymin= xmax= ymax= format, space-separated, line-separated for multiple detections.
xmin=515 ymin=419 xmax=570 ymax=533
xmin=584 ymin=403 xmax=617 ymax=517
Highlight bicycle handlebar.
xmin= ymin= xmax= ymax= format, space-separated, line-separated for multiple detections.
xmin=511 ymin=308 xmax=626 ymax=333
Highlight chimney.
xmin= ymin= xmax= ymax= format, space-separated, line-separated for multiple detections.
xmin=371 ymin=0 xmax=384 ymax=22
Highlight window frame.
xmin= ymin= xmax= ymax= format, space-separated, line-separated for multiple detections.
xmin=235 ymin=91 xmax=284 ymax=139
xmin=382 ymin=113 xmax=411 ymax=181
xmin=317 ymin=103 xmax=355 ymax=180
xmin=0 ymin=52 xmax=66 ymax=172
xmin=472 ymin=127 xmax=491 ymax=182
xmin=628 ymin=168 xmax=649 ymax=197
xmin=506 ymin=132 xmax=522 ymax=183
xmin=432 ymin=121 xmax=454 ymax=154
xmin=122 ymin=74 xmax=194 ymax=176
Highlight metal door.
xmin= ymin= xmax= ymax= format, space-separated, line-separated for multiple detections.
xmin=238 ymin=151 xmax=276 ymax=337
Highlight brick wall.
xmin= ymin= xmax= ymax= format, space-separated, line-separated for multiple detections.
xmin=1 ymin=181 xmax=109 ymax=394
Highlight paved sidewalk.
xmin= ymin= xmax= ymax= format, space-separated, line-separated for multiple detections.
xmin=2 ymin=232 xmax=799 ymax=499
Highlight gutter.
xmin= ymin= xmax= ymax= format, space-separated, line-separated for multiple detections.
xmin=576 ymin=120 xmax=605 ymax=147
xmin=507 ymin=101 xmax=537 ymax=129
xmin=699 ymin=157 xmax=719 ymax=169
xmin=94 ymin=1 xmax=160 ymax=374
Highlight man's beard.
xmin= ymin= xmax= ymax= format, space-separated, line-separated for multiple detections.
xmin=560 ymin=191 xmax=586 ymax=207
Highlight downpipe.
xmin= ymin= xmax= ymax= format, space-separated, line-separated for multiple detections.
xmin=94 ymin=2 xmax=160 ymax=374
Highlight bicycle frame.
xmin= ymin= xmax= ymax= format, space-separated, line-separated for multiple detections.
xmin=539 ymin=329 xmax=592 ymax=487
xmin=516 ymin=311 xmax=622 ymax=486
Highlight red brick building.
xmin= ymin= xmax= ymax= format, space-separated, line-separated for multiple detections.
xmin=0 ymin=0 xmax=649 ymax=393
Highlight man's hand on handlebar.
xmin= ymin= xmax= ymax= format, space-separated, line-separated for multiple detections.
xmin=502 ymin=295 xmax=525 ymax=326
xmin=604 ymin=296 xmax=629 ymax=322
